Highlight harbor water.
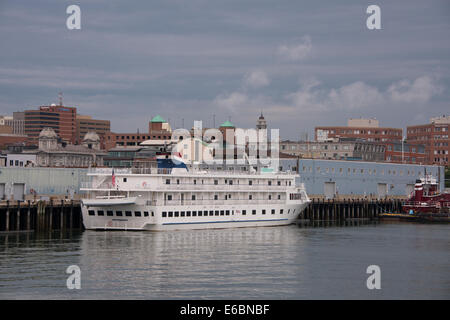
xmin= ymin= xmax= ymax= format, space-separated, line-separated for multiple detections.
xmin=0 ymin=222 xmax=449 ymax=299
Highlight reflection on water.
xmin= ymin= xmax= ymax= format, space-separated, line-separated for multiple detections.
xmin=0 ymin=222 xmax=449 ymax=299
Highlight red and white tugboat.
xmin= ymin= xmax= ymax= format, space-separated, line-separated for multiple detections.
xmin=402 ymin=175 xmax=450 ymax=222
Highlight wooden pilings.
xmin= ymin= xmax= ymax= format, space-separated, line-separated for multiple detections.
xmin=0 ymin=200 xmax=83 ymax=233
xmin=302 ymin=198 xmax=404 ymax=223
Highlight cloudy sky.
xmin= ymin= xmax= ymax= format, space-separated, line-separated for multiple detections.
xmin=0 ymin=0 xmax=449 ymax=139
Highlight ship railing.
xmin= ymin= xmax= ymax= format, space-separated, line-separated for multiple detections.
xmin=162 ymin=199 xmax=285 ymax=206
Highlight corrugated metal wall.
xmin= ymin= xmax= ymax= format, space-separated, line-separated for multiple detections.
xmin=280 ymin=158 xmax=444 ymax=197
xmin=0 ymin=167 xmax=88 ymax=198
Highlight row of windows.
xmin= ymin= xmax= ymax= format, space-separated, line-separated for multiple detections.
xmin=302 ymin=166 xmax=425 ymax=176
xmin=166 ymin=194 xmax=283 ymax=201
xmin=161 ymin=208 xmax=295 ymax=218
xmin=165 ymin=178 xmax=291 ymax=186
xmin=88 ymin=210 xmax=153 ymax=217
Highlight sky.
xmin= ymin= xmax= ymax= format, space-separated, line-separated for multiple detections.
xmin=0 ymin=0 xmax=449 ymax=139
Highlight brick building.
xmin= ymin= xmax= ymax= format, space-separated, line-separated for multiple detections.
xmin=75 ymin=115 xmax=110 ymax=146
xmin=315 ymin=118 xmax=402 ymax=143
xmin=24 ymin=105 xmax=77 ymax=145
xmin=407 ymin=115 xmax=449 ymax=166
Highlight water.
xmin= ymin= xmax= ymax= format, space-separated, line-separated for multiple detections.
xmin=0 ymin=222 xmax=448 ymax=299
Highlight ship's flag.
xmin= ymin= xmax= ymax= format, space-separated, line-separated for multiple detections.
xmin=112 ymin=168 xmax=116 ymax=187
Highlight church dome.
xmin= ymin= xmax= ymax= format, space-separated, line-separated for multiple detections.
xmin=39 ymin=127 xmax=57 ymax=139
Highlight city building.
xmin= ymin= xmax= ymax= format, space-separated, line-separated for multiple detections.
xmin=104 ymin=115 xmax=172 ymax=150
xmin=407 ymin=115 xmax=449 ymax=166
xmin=280 ymin=138 xmax=386 ymax=162
xmin=0 ymin=113 xmax=24 ymax=135
xmin=383 ymin=141 xmax=426 ymax=164
xmin=75 ymin=115 xmax=110 ymax=145
xmin=315 ymin=118 xmax=402 ymax=142
xmin=24 ymin=128 xmax=106 ymax=167
xmin=24 ymin=105 xmax=77 ymax=145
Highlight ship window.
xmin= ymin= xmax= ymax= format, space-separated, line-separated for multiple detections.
xmin=214 ymin=180 xmax=218 ymax=185
xmin=97 ymin=210 xmax=104 ymax=216
xmin=144 ymin=211 xmax=149 ymax=217
xmin=249 ymin=180 xmax=252 ymax=185
xmin=280 ymin=209 xmax=283 ymax=214
xmin=252 ymin=210 xmax=256 ymax=215
xmin=215 ymin=210 xmax=220 ymax=216
xmin=168 ymin=211 xmax=173 ymax=217
xmin=186 ymin=211 xmax=191 ymax=217
xmin=225 ymin=210 xmax=230 ymax=216
xmin=262 ymin=209 xmax=266 ymax=215
xmin=116 ymin=211 xmax=123 ymax=216
xmin=214 ymin=195 xmax=218 ymax=200
xmin=220 ymin=210 xmax=224 ymax=216
xmin=125 ymin=211 xmax=132 ymax=217
xmin=88 ymin=210 xmax=95 ymax=216
xmin=107 ymin=211 xmax=113 ymax=216
xmin=271 ymin=209 xmax=275 ymax=214
xmin=134 ymin=211 xmax=142 ymax=217
xmin=177 ymin=179 xmax=180 ymax=185
xmin=209 ymin=211 xmax=214 ymax=216
xmin=278 ymin=195 xmax=281 ymax=200
xmin=165 ymin=179 xmax=170 ymax=184
xmin=167 ymin=195 xmax=172 ymax=201
xmin=268 ymin=195 xmax=272 ymax=200
xmin=249 ymin=195 xmax=252 ymax=200
xmin=268 ymin=181 xmax=272 ymax=185
xmin=151 ymin=212 xmax=154 ymax=217
xmin=192 ymin=195 xmax=196 ymax=200
xmin=197 ymin=211 xmax=202 ymax=216
xmin=192 ymin=211 xmax=197 ymax=216
xmin=288 ymin=209 xmax=290 ymax=214
xmin=277 ymin=181 xmax=281 ymax=185
xmin=175 ymin=211 xmax=179 ymax=217
xmin=229 ymin=180 xmax=233 ymax=185
xmin=162 ymin=212 xmax=167 ymax=217
xmin=242 ymin=210 xmax=246 ymax=215
xmin=123 ymin=178 xmax=127 ymax=182
xmin=181 ymin=211 xmax=185 ymax=217
xmin=289 ymin=181 xmax=291 ymax=186
xmin=193 ymin=180 xmax=197 ymax=184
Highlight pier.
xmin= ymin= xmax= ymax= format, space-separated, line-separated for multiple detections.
xmin=0 ymin=197 xmax=406 ymax=233
xmin=0 ymin=200 xmax=83 ymax=233
xmin=300 ymin=198 xmax=403 ymax=222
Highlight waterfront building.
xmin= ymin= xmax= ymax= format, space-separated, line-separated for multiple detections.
xmin=25 ymin=128 xmax=106 ymax=168
xmin=383 ymin=141 xmax=426 ymax=164
xmin=315 ymin=118 xmax=402 ymax=143
xmin=280 ymin=138 xmax=386 ymax=162
xmin=407 ymin=115 xmax=449 ymax=166
xmin=279 ymin=158 xmax=444 ymax=199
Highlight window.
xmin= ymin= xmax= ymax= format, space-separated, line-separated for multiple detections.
xmin=242 ymin=210 xmax=246 ymax=215
xmin=214 ymin=180 xmax=218 ymax=185
xmin=215 ymin=210 xmax=220 ymax=216
xmin=162 ymin=212 xmax=167 ymax=217
xmin=271 ymin=209 xmax=275 ymax=215
xmin=209 ymin=211 xmax=214 ymax=216
xmin=249 ymin=195 xmax=252 ymax=200
xmin=125 ymin=211 xmax=132 ymax=217
xmin=88 ymin=210 xmax=95 ymax=216
xmin=280 ymin=209 xmax=284 ymax=214
xmin=252 ymin=210 xmax=256 ymax=215
xmin=214 ymin=195 xmax=218 ymax=200
xmin=134 ymin=211 xmax=142 ymax=217
xmin=277 ymin=181 xmax=281 ymax=185
xmin=249 ymin=180 xmax=253 ymax=185
xmin=168 ymin=211 xmax=173 ymax=217
xmin=123 ymin=178 xmax=127 ymax=182
xmin=181 ymin=211 xmax=185 ymax=217
xmin=198 ymin=211 xmax=202 ymax=216
xmin=225 ymin=210 xmax=230 ymax=216
xmin=175 ymin=211 xmax=179 ymax=217
xmin=192 ymin=195 xmax=196 ymax=200
xmin=186 ymin=211 xmax=191 ymax=217
xmin=167 ymin=195 xmax=172 ymax=201
xmin=262 ymin=210 xmax=266 ymax=215
xmin=220 ymin=210 xmax=225 ymax=216
xmin=97 ymin=210 xmax=104 ymax=216
xmin=166 ymin=179 xmax=170 ymax=184
xmin=116 ymin=211 xmax=123 ymax=216
xmin=278 ymin=195 xmax=281 ymax=200
xmin=107 ymin=211 xmax=113 ymax=216
xmin=144 ymin=211 xmax=149 ymax=217
xmin=268 ymin=181 xmax=272 ymax=186
xmin=192 ymin=211 xmax=197 ymax=217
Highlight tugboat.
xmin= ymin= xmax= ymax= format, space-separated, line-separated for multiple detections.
xmin=402 ymin=176 xmax=450 ymax=222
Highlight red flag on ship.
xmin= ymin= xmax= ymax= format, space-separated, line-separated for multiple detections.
xmin=112 ymin=168 xmax=116 ymax=187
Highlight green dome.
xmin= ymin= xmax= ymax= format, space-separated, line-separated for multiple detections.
xmin=150 ymin=115 xmax=166 ymax=123
xmin=220 ymin=120 xmax=235 ymax=128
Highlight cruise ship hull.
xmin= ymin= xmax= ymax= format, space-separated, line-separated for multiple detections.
xmin=81 ymin=202 xmax=309 ymax=231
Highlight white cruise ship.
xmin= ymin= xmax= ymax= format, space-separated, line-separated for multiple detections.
xmin=80 ymin=158 xmax=310 ymax=231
